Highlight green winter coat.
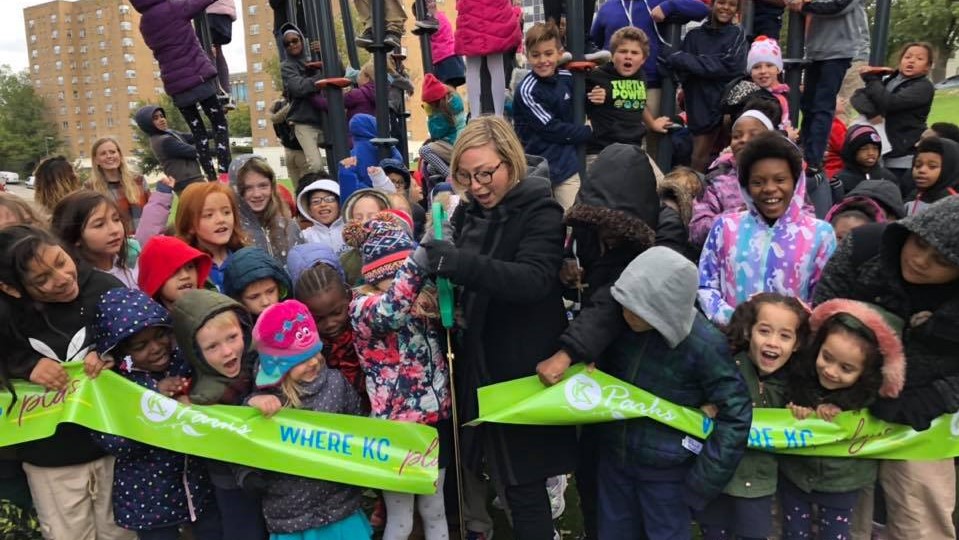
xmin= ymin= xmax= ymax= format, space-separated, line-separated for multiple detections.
xmin=723 ymin=352 xmax=787 ymax=498
xmin=779 ymin=448 xmax=877 ymax=494
xmin=170 ymin=290 xmax=257 ymax=405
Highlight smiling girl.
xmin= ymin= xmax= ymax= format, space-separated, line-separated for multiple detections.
xmin=51 ymin=190 xmax=138 ymax=288
xmin=296 ymin=175 xmax=346 ymax=254
xmin=229 ymin=155 xmax=303 ymax=266
xmin=175 ymin=182 xmax=248 ymax=292
xmin=698 ymin=132 xmax=836 ymax=325
xmin=779 ymin=299 xmax=906 ymax=540
xmin=0 ymin=225 xmax=130 ymax=540
xmin=87 ymin=138 xmax=150 ymax=231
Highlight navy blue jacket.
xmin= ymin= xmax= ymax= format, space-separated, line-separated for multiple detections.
xmin=513 ymin=70 xmax=592 ymax=184
xmin=665 ymin=22 xmax=747 ymax=134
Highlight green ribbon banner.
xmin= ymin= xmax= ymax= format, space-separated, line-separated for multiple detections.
xmin=472 ymin=364 xmax=959 ymax=460
xmin=0 ymin=364 xmax=439 ymax=494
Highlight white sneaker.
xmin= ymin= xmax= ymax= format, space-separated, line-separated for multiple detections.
xmin=546 ymin=474 xmax=568 ymax=519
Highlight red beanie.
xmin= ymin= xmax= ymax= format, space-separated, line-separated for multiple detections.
xmin=421 ymin=73 xmax=448 ymax=104
xmin=137 ymin=235 xmax=213 ymax=299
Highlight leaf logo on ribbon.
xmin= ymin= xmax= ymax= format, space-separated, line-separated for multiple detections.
xmin=564 ymin=374 xmax=602 ymax=412
xmin=140 ymin=391 xmax=177 ymax=423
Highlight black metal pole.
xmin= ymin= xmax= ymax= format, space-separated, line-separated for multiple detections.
xmin=414 ymin=0 xmax=434 ymax=70
xmin=741 ymin=0 xmax=755 ymax=41
xmin=369 ymin=0 xmax=399 ymax=160
xmin=338 ymin=0 xmax=362 ymax=70
xmin=303 ymin=0 xmax=350 ymax=177
xmin=655 ymin=22 xmax=681 ymax=170
xmin=783 ymin=8 xmax=805 ymax=128
xmin=568 ymin=0 xmax=586 ymax=178
xmin=870 ymin=0 xmax=891 ymax=65
xmin=391 ymin=56 xmax=411 ymax=164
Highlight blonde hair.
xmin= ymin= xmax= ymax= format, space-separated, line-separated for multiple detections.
xmin=0 ymin=193 xmax=46 ymax=228
xmin=202 ymin=309 xmax=242 ymax=334
xmin=609 ymin=26 xmax=650 ymax=58
xmin=278 ymin=356 xmax=324 ymax=409
xmin=359 ymin=61 xmax=376 ymax=84
xmin=451 ymin=116 xmax=527 ymax=189
xmin=33 ymin=156 xmax=83 ymax=213
xmin=89 ymin=137 xmax=143 ymax=205
xmin=663 ymin=166 xmax=703 ymax=198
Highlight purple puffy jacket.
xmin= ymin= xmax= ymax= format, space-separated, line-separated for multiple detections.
xmin=130 ymin=0 xmax=218 ymax=96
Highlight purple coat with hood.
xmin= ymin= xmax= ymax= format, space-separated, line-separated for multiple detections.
xmin=130 ymin=0 xmax=218 ymax=96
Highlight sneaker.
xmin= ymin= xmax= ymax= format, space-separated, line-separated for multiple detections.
xmin=546 ymin=474 xmax=568 ymax=519
xmin=584 ymin=43 xmax=611 ymax=64
xmin=355 ymin=28 xmax=374 ymax=48
xmin=412 ymin=17 xmax=439 ymax=35
xmin=384 ymin=30 xmax=403 ymax=50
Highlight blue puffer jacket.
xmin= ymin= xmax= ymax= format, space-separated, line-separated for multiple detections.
xmin=222 ymin=246 xmax=294 ymax=300
xmin=513 ymin=70 xmax=591 ymax=184
xmin=93 ymin=288 xmax=213 ymax=531
xmin=129 ymin=0 xmax=218 ymax=96
xmin=337 ymin=114 xmax=403 ymax=202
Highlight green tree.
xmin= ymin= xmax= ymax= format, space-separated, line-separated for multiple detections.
xmin=227 ymin=102 xmax=252 ymax=137
xmin=0 ymin=66 xmax=61 ymax=176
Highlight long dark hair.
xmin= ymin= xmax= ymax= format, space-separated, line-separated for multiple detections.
xmin=788 ymin=314 xmax=884 ymax=410
xmin=50 ymin=189 xmax=129 ymax=270
xmin=724 ymin=292 xmax=810 ymax=354
xmin=0 ymin=225 xmax=73 ymax=300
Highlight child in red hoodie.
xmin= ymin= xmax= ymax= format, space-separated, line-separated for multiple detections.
xmin=137 ymin=235 xmax=214 ymax=310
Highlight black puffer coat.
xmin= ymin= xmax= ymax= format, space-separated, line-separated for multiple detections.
xmin=813 ymin=196 xmax=959 ymax=430
xmin=850 ymin=72 xmax=934 ymax=160
xmin=448 ymin=156 xmax=577 ymax=484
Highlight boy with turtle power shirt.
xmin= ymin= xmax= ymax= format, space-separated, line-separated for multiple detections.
xmin=586 ymin=26 xmax=671 ymax=160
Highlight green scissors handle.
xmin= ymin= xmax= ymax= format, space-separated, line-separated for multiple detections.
xmin=432 ymin=202 xmax=456 ymax=329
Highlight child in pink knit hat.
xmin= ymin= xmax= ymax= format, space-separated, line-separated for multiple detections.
xmin=245 ymin=299 xmax=372 ymax=538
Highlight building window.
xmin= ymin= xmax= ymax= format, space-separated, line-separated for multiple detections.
xmin=96 ymin=9 xmax=103 ymax=19
xmin=76 ymin=122 xmax=82 ymax=130
xmin=62 ymin=121 xmax=68 ymax=129
xmin=53 ymin=46 xmax=61 ymax=55
xmin=99 ymin=41 xmax=107 ymax=50
xmin=97 ymin=25 xmax=104 ymax=35
xmin=72 ymin=90 xmax=79 ymax=99
xmin=100 ymin=57 xmax=108 ymax=66
xmin=254 ymin=81 xmax=264 ymax=92
xmin=102 ymin=73 xmax=110 ymax=82
xmin=104 ymin=88 xmax=112 ymax=97
xmin=58 ymin=91 xmax=65 ymax=101
xmin=250 ymin=24 xmax=260 ymax=35
xmin=79 ymin=29 xmax=86 ymax=38
xmin=85 ymin=90 xmax=93 ymax=99
xmin=34 ymin=80 xmax=41 ymax=88
xmin=78 ymin=14 xmax=84 ymax=22
xmin=120 ymin=22 xmax=132 ymax=31
xmin=29 ymin=34 xmax=36 ymax=43
xmin=257 ymin=119 xmax=267 ymax=129
xmin=68 ymin=46 xmax=74 ymax=54
xmin=57 ymin=76 xmax=63 ymax=85
xmin=248 ymin=5 xmax=257 ymax=15
xmin=80 ymin=45 xmax=87 ymax=54
xmin=260 ymin=138 xmax=270 ymax=147
xmin=52 ymin=30 xmax=58 ymax=39
xmin=127 ymin=86 xmax=138 ymax=95
xmin=129 ymin=101 xmax=138 ymax=110
xmin=105 ymin=103 xmax=113 ymax=112
xmin=58 ymin=106 xmax=66 ymax=116
xmin=50 ymin=14 xmax=57 ymax=23
xmin=124 ymin=53 xmax=135 ymax=63
xmin=119 ymin=4 xmax=130 ymax=14
xmin=251 ymin=43 xmax=261 ymax=55
xmin=31 ymin=49 xmax=37 ymax=58
xmin=28 ymin=19 xmax=34 ymax=28
xmin=87 ymin=106 xmax=95 ymax=114
xmin=33 ymin=65 xmax=40 ymax=73
xmin=75 ymin=106 xmax=81 ymax=114
xmin=71 ymin=76 xmax=78 ymax=83
xmin=253 ymin=62 xmax=263 ymax=73
xmin=122 ymin=38 xmax=134 ymax=47
xmin=55 ymin=61 xmax=62 ymax=70
xmin=125 ymin=70 xmax=136 ymax=79
xmin=255 ymin=100 xmax=266 ymax=111
xmin=107 ymin=117 xmax=114 ymax=127
xmin=82 ymin=60 xmax=90 ymax=69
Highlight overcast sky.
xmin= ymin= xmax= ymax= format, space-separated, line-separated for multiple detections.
xmin=0 ymin=1 xmax=247 ymax=75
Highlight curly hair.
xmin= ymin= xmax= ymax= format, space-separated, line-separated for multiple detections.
xmin=724 ymin=293 xmax=810 ymax=354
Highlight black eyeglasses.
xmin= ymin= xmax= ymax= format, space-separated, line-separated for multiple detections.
xmin=283 ymin=37 xmax=301 ymax=47
xmin=309 ymin=195 xmax=337 ymax=206
xmin=453 ymin=161 xmax=504 ymax=186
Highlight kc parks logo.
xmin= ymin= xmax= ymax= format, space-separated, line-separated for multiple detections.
xmin=563 ymin=374 xmax=602 ymax=412
xmin=138 ymin=388 xmax=253 ymax=438
xmin=140 ymin=390 xmax=178 ymax=423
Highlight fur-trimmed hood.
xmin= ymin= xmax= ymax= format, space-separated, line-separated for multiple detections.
xmin=657 ymin=174 xmax=696 ymax=227
xmin=565 ymin=143 xmax=658 ymax=249
xmin=810 ymin=299 xmax=905 ymax=399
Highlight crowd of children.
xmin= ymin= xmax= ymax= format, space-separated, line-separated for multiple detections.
xmin=4 ymin=0 xmax=959 ymax=538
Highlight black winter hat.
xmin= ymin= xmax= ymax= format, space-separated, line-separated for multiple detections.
xmin=884 ymin=196 xmax=959 ymax=269
xmin=565 ymin=143 xmax=658 ymax=248
xmin=841 ymin=124 xmax=883 ymax=165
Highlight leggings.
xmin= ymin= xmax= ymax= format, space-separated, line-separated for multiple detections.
xmin=383 ymin=468 xmax=448 ymax=540
xmin=465 ymin=55 xmax=505 ymax=117
xmin=178 ymin=93 xmax=231 ymax=180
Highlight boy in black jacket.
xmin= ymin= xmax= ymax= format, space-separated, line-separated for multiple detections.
xmin=586 ymin=26 xmax=670 ymax=165
xmin=830 ymin=123 xmax=898 ymax=198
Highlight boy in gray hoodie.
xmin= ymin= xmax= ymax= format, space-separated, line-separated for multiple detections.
xmin=596 ymin=247 xmax=751 ymax=539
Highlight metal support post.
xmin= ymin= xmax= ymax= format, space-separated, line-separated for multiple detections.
xmin=369 ymin=0 xmax=400 ymax=160
xmin=304 ymin=0 xmax=351 ymax=176
xmin=869 ymin=0 xmax=891 ymax=66
xmin=783 ymin=9 xmax=805 ymax=128
xmin=655 ymin=22 xmax=682 ymax=171
xmin=568 ymin=0 xmax=587 ymax=179
xmin=338 ymin=0 xmax=362 ymax=70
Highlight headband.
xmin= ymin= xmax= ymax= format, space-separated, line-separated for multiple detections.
xmin=734 ymin=109 xmax=774 ymax=131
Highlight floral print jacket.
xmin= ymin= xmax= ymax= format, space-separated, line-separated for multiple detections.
xmin=349 ymin=260 xmax=451 ymax=424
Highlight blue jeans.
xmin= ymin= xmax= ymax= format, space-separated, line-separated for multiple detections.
xmin=597 ymin=454 xmax=692 ymax=540
xmin=800 ymin=58 xmax=852 ymax=167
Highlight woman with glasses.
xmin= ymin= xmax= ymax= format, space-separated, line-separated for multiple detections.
xmin=279 ymin=23 xmax=328 ymax=174
xmin=421 ymin=116 xmax=575 ymax=540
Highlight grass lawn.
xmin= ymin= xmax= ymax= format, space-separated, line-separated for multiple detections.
xmin=930 ymin=89 xmax=959 ymax=125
